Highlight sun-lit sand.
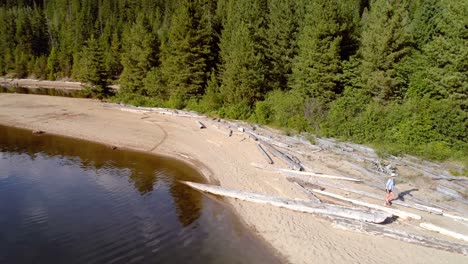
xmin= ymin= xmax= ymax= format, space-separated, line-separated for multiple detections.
xmin=1 ymin=93 xmax=466 ymax=264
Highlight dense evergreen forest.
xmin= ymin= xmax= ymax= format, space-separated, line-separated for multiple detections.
xmin=1 ymin=0 xmax=467 ymax=165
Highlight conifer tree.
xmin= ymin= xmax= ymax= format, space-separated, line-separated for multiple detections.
xmin=358 ymin=0 xmax=412 ymax=101
xmin=73 ymin=36 xmax=111 ymax=98
xmin=218 ymin=0 xmax=266 ymax=108
xmin=290 ymin=0 xmax=343 ymax=104
xmin=158 ymin=0 xmax=213 ymax=107
xmin=265 ymin=0 xmax=300 ymax=91
xmin=120 ymin=14 xmax=158 ymax=95
xmin=406 ymin=0 xmax=467 ymax=108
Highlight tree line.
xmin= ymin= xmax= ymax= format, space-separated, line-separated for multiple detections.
xmin=0 ymin=0 xmax=467 ymax=164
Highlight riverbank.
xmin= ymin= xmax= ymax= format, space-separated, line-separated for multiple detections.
xmin=0 ymin=93 xmax=467 ymax=264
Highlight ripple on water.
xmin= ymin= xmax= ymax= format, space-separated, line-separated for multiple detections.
xmin=0 ymin=125 xmax=282 ymax=264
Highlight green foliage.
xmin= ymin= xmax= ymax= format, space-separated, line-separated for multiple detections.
xmin=252 ymin=90 xmax=308 ymax=132
xmin=196 ymin=71 xmax=223 ymax=113
xmin=326 ymin=95 xmax=468 ymax=161
xmin=72 ymin=36 xmax=111 ymax=98
xmin=357 ymin=0 xmax=412 ymax=101
xmin=219 ymin=101 xmax=252 ymax=120
xmin=111 ymin=92 xmax=165 ymax=108
xmin=159 ymin=0 xmax=214 ymax=105
xmin=265 ymin=0 xmax=299 ymax=91
xmin=290 ymin=0 xmax=344 ymax=105
xmin=120 ymin=14 xmax=159 ymax=94
xmin=1 ymin=0 xmax=467 ymax=164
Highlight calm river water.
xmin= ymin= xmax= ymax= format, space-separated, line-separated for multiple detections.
xmin=0 ymin=125 xmax=281 ymax=264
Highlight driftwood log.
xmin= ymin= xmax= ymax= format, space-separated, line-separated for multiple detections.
xmin=310 ymin=188 xmax=422 ymax=220
xmin=259 ymin=142 xmax=303 ymax=171
xmin=293 ymin=182 xmax=321 ymax=203
xmin=246 ymin=130 xmax=290 ymax=149
xmin=443 ymin=213 xmax=468 ymax=222
xmin=286 ymin=177 xmax=325 ymax=191
xmin=333 ymin=218 xmax=468 ymax=256
xmin=181 ymin=181 xmax=391 ymax=223
xmin=251 ymin=163 xmax=361 ymax=182
xmin=196 ymin=121 xmax=206 ymax=129
xmin=420 ymin=222 xmax=468 ymax=242
xmin=256 ymin=144 xmax=273 ymax=164
xmin=309 ymin=178 xmax=444 ymax=215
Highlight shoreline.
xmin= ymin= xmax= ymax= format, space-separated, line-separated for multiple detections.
xmin=1 ymin=93 xmax=467 ymax=264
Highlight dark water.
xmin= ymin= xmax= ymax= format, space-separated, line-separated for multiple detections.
xmin=0 ymin=86 xmax=85 ymax=98
xmin=0 ymin=125 xmax=281 ymax=264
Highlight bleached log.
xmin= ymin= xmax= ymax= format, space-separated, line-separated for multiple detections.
xmin=443 ymin=213 xmax=468 ymax=222
xmin=333 ymin=218 xmax=468 ymax=256
xmin=246 ymin=130 xmax=290 ymax=148
xmin=420 ymin=222 xmax=468 ymax=242
xmin=281 ymin=168 xmax=361 ymax=182
xmin=286 ymin=177 xmax=325 ymax=191
xmin=196 ymin=121 xmax=206 ymax=129
xmin=436 ymin=185 xmax=462 ymax=199
xmin=310 ymin=189 xmax=422 ymax=220
xmin=309 ymin=179 xmax=443 ymax=215
xmin=251 ymin=163 xmax=360 ymax=182
xmin=246 ymin=131 xmax=258 ymax=141
xmin=181 ymin=181 xmax=391 ymax=223
xmin=260 ymin=142 xmax=303 ymax=171
xmin=293 ymin=182 xmax=321 ymax=203
xmin=256 ymin=144 xmax=273 ymax=164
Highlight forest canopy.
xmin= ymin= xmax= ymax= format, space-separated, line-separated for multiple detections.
xmin=1 ymin=0 xmax=467 ymax=164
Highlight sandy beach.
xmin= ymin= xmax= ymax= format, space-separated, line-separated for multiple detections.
xmin=0 ymin=93 xmax=467 ymax=264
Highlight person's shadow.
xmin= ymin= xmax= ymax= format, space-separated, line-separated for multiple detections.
xmin=397 ymin=188 xmax=419 ymax=201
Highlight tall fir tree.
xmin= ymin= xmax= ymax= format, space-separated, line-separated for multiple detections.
xmin=72 ymin=35 xmax=111 ymax=98
xmin=119 ymin=14 xmax=159 ymax=95
xmin=158 ymin=0 xmax=213 ymax=107
xmin=289 ymin=0 xmax=343 ymax=104
xmin=406 ymin=0 xmax=468 ymax=108
xmin=357 ymin=0 xmax=412 ymax=101
xmin=218 ymin=0 xmax=267 ymax=108
xmin=265 ymin=0 xmax=300 ymax=91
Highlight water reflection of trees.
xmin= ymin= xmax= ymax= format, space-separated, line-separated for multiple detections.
xmin=0 ymin=86 xmax=82 ymax=98
xmin=0 ymin=125 xmax=203 ymax=226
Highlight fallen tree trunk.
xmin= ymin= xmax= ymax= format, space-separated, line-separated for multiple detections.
xmin=309 ymin=189 xmax=422 ymax=220
xmin=259 ymin=143 xmax=303 ymax=171
xmin=293 ymin=182 xmax=321 ymax=203
xmin=333 ymin=218 xmax=468 ymax=256
xmin=308 ymin=178 xmax=443 ymax=215
xmin=181 ymin=181 xmax=391 ymax=223
xmin=246 ymin=130 xmax=290 ymax=148
xmin=443 ymin=213 xmax=468 ymax=222
xmin=420 ymin=222 xmax=468 ymax=242
xmin=256 ymin=144 xmax=273 ymax=164
xmin=196 ymin=121 xmax=206 ymax=129
xmin=251 ymin=163 xmax=361 ymax=182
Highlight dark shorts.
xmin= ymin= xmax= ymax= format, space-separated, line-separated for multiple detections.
xmin=386 ymin=189 xmax=393 ymax=193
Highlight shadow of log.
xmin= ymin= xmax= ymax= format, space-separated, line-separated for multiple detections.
xmin=397 ymin=188 xmax=419 ymax=201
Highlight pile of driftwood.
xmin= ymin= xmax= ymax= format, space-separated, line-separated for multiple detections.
xmin=108 ymin=102 xmax=468 ymax=256
xmin=183 ymin=119 xmax=467 ymax=256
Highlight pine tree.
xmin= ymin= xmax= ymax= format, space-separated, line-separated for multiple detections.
xmin=158 ymin=0 xmax=213 ymax=107
xmin=289 ymin=0 xmax=343 ymax=104
xmin=265 ymin=0 xmax=300 ymax=91
xmin=73 ymin=36 xmax=111 ymax=98
xmin=0 ymin=7 xmax=17 ymax=74
xmin=406 ymin=0 xmax=468 ymax=108
xmin=218 ymin=0 xmax=266 ymax=108
xmin=358 ymin=0 xmax=412 ymax=101
xmin=120 ymin=14 xmax=158 ymax=95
